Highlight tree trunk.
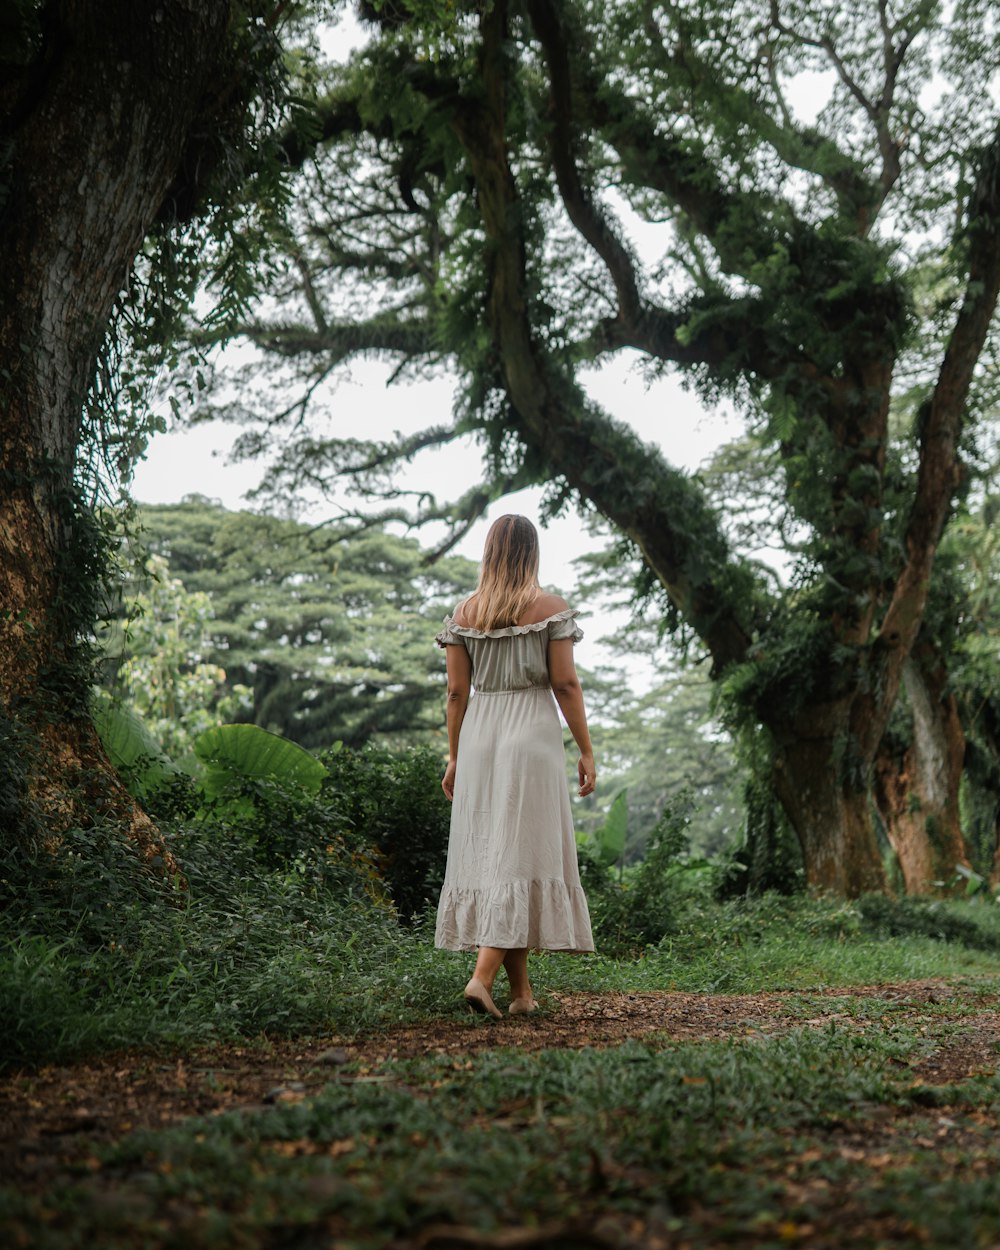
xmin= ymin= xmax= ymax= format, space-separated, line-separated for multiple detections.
xmin=0 ymin=1 xmax=235 ymax=862
xmin=771 ymin=723 xmax=887 ymax=897
xmin=976 ymin=709 xmax=1000 ymax=890
xmin=990 ymin=805 xmax=1000 ymax=890
xmin=873 ymin=652 xmax=970 ymax=892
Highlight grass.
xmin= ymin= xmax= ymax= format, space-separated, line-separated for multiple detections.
xmin=5 ymin=888 xmax=1000 ymax=1072
xmin=6 ymin=1022 xmax=1000 ymax=1248
xmin=533 ymin=892 xmax=1000 ymax=996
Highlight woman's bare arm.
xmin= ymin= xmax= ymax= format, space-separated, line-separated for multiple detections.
xmin=547 ymin=637 xmax=596 ymax=797
xmin=442 ymin=643 xmax=472 ymax=800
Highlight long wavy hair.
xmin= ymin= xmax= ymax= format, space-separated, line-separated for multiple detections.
xmin=466 ymin=514 xmax=541 ymax=631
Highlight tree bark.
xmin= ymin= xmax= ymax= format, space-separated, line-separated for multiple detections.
xmin=873 ymin=652 xmax=970 ymax=892
xmin=770 ymin=706 xmax=888 ymax=896
xmin=0 ymin=0 xmax=236 ymax=862
xmin=976 ymin=707 xmax=1000 ymax=889
xmin=990 ymin=801 xmax=1000 ymax=890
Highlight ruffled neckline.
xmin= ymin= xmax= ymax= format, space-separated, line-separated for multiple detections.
xmin=441 ymin=607 xmax=580 ymax=639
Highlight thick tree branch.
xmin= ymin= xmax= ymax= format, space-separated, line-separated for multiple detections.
xmin=527 ymin=0 xmax=642 ymax=324
xmin=546 ymin=6 xmax=808 ymax=281
xmin=219 ymin=316 xmax=436 ymax=362
xmin=276 ymin=92 xmax=371 ymax=171
xmin=275 ymin=51 xmax=462 ymax=173
xmin=527 ymin=1 xmax=791 ymax=385
xmin=587 ymin=297 xmax=790 ymax=382
xmin=586 ymin=78 xmax=787 ymax=280
xmin=872 ymin=0 xmax=921 ymax=202
xmin=450 ymin=0 xmax=761 ymax=672
xmin=868 ymin=126 xmax=1000 ymax=752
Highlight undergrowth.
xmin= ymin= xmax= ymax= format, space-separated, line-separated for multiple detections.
xmin=4 ymin=762 xmax=1000 ymax=1072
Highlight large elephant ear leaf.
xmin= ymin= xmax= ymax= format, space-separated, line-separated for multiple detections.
xmin=193 ymin=724 xmax=327 ymax=798
xmin=92 ymin=691 xmax=179 ymax=798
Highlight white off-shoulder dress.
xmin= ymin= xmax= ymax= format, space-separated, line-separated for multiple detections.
xmin=434 ymin=608 xmax=594 ymax=953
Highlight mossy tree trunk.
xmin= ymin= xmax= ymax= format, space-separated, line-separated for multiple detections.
xmin=874 ymin=651 xmax=970 ymax=892
xmin=0 ymin=0 xmax=236 ymax=862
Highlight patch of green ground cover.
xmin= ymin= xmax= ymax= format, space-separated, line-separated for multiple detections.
xmin=779 ymin=991 xmax=996 ymax=1024
xmin=0 ymin=821 xmax=457 ymax=1070
xmin=10 ymin=896 xmax=996 ymax=1075
xmin=533 ymin=936 xmax=1000 ymax=999
xmin=533 ymin=893 xmax=1000 ymax=997
xmin=0 ymin=900 xmax=462 ymax=1069
xmin=5 ymin=1025 xmax=1000 ymax=1250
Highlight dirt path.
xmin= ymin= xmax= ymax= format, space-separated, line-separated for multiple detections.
xmin=4 ymin=979 xmax=1000 ymax=1193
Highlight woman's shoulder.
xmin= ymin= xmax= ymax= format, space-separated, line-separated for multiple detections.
xmin=452 ymin=594 xmax=476 ymax=627
xmin=517 ymin=592 xmax=569 ymax=626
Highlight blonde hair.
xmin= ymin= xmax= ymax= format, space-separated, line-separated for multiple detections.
xmin=465 ymin=515 xmax=540 ymax=632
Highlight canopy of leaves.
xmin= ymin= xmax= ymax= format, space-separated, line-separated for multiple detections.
xmin=114 ymin=1 xmax=1000 ymax=894
xmin=168 ymin=1 xmax=1000 ymax=723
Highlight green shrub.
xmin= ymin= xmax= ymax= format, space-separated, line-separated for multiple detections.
xmin=145 ymin=741 xmax=451 ymax=921
xmin=321 ymin=743 xmax=451 ymax=922
xmin=857 ymin=893 xmax=1000 ymax=952
xmin=0 ymin=801 xmax=402 ymax=1070
xmin=582 ymin=793 xmax=712 ymax=956
xmin=0 ymin=933 xmax=103 ymax=1064
xmin=0 ymin=739 xmax=459 ymax=1071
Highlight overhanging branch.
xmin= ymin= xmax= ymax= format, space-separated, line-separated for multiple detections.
xmin=449 ymin=0 xmax=764 ymax=671
xmin=527 ymin=1 xmax=791 ymax=386
xmin=222 ymin=316 xmax=437 ymax=363
xmin=527 ymin=0 xmax=642 ymax=325
xmin=586 ymin=297 xmax=789 ymax=383
xmin=870 ymin=125 xmax=1000 ymax=748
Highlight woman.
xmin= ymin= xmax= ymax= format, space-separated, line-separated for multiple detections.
xmin=435 ymin=514 xmax=595 ymax=1018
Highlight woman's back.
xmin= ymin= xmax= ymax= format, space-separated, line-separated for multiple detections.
xmin=454 ymin=589 xmax=566 ymax=628
xmin=438 ymin=600 xmax=583 ymax=693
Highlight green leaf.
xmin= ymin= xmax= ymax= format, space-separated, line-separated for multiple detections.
xmin=193 ymin=724 xmax=327 ymax=798
xmin=595 ymin=790 xmax=628 ymax=866
xmin=92 ymin=690 xmax=179 ymax=797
